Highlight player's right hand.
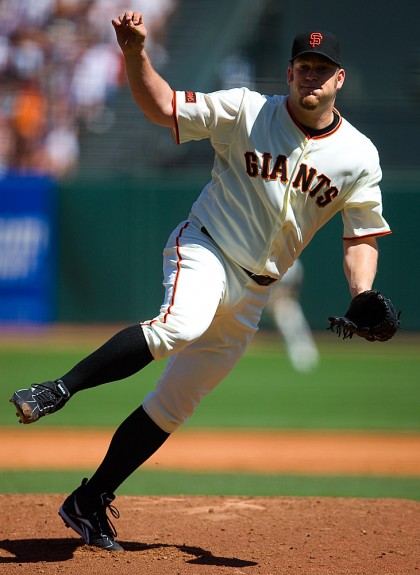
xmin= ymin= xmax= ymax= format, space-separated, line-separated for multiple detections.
xmin=112 ymin=11 xmax=147 ymax=55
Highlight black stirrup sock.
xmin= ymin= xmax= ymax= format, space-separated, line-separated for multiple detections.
xmin=84 ymin=405 xmax=170 ymax=496
xmin=59 ymin=325 xmax=154 ymax=395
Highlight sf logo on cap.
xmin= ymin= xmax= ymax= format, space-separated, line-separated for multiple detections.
xmin=309 ymin=32 xmax=323 ymax=48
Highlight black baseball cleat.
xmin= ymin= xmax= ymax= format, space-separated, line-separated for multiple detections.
xmin=10 ymin=380 xmax=70 ymax=424
xmin=59 ymin=478 xmax=123 ymax=551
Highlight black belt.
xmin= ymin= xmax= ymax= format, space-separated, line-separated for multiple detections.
xmin=200 ymin=227 xmax=277 ymax=287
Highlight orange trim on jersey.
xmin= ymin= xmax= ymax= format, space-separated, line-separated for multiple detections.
xmin=342 ymin=230 xmax=392 ymax=240
xmin=312 ymin=110 xmax=342 ymax=139
xmin=141 ymin=221 xmax=190 ymax=328
xmin=171 ymin=90 xmax=180 ymax=145
xmin=163 ymin=220 xmax=190 ymax=323
xmin=286 ymin=97 xmax=342 ymax=139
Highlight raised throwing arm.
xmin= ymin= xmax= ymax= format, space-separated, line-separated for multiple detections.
xmin=112 ymin=10 xmax=175 ymax=127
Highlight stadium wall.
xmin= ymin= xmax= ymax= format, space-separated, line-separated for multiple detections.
xmin=57 ymin=177 xmax=416 ymax=330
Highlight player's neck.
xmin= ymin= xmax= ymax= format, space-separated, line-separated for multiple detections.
xmin=286 ymin=97 xmax=335 ymax=131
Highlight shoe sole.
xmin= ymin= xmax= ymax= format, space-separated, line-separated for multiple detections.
xmin=58 ymin=506 xmax=123 ymax=551
xmin=9 ymin=398 xmax=36 ymax=424
xmin=59 ymin=505 xmax=88 ymax=541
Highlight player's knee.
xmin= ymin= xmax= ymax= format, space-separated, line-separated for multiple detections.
xmin=142 ymin=391 xmax=196 ymax=433
xmin=141 ymin=323 xmax=202 ymax=361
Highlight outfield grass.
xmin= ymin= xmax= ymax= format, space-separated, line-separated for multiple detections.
xmin=1 ymin=333 xmax=419 ymax=431
xmin=1 ymin=469 xmax=419 ymax=500
xmin=1 ymin=331 xmax=419 ymax=499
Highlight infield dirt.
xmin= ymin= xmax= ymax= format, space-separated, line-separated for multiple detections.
xmin=1 ymin=493 xmax=419 ymax=575
xmin=1 ymin=427 xmax=420 ymax=574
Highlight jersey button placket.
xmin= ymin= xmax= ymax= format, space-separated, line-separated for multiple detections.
xmin=303 ymin=139 xmax=313 ymax=161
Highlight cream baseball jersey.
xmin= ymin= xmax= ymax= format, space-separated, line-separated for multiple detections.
xmin=172 ymin=88 xmax=391 ymax=277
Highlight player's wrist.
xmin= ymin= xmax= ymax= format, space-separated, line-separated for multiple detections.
xmin=123 ymin=45 xmax=146 ymax=59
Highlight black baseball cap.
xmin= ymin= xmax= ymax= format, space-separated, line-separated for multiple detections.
xmin=290 ymin=31 xmax=341 ymax=66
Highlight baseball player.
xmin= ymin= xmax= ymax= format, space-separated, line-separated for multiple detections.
xmin=10 ymin=13 xmax=392 ymax=551
xmin=267 ymin=259 xmax=320 ymax=372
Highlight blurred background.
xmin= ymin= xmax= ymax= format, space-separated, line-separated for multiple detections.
xmin=0 ymin=0 xmax=419 ymax=500
xmin=0 ymin=0 xmax=419 ymax=328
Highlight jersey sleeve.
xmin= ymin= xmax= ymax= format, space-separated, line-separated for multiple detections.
xmin=172 ymin=88 xmax=248 ymax=145
xmin=341 ymin=150 xmax=391 ymax=239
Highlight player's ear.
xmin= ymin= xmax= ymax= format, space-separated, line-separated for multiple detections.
xmin=336 ymin=68 xmax=345 ymax=90
xmin=287 ymin=66 xmax=293 ymax=85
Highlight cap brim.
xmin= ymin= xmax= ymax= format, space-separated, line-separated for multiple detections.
xmin=290 ymin=50 xmax=341 ymax=67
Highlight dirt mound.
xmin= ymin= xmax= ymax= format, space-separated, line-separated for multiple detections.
xmin=1 ymin=494 xmax=419 ymax=574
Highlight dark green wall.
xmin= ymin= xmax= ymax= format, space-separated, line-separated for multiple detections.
xmin=58 ymin=175 xmax=204 ymax=323
xmin=58 ymin=177 xmax=416 ymax=330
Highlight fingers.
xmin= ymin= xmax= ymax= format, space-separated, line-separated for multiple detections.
xmin=113 ymin=10 xmax=143 ymax=27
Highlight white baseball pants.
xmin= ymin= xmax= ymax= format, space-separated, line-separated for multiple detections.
xmin=141 ymin=215 xmax=273 ymax=433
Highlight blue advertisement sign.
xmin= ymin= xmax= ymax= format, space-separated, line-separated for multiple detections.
xmin=0 ymin=174 xmax=57 ymax=322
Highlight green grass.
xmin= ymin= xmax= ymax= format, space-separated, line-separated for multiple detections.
xmin=1 ymin=333 xmax=419 ymax=431
xmin=0 ymin=469 xmax=419 ymax=500
xmin=1 ymin=331 xmax=419 ymax=499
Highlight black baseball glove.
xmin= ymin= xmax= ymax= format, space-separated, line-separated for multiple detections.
xmin=328 ymin=289 xmax=401 ymax=342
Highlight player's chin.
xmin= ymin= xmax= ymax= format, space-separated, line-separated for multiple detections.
xmin=299 ymin=95 xmax=319 ymax=110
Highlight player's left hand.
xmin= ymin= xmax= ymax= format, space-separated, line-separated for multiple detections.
xmin=327 ymin=289 xmax=401 ymax=341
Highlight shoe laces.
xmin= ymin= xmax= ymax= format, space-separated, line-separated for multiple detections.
xmin=95 ymin=494 xmax=120 ymax=538
xmin=33 ymin=383 xmax=66 ymax=409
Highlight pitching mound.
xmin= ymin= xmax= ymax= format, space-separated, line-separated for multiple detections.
xmin=1 ymin=494 xmax=419 ymax=574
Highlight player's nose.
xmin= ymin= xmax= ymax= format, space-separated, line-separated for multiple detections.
xmin=305 ymin=68 xmax=318 ymax=80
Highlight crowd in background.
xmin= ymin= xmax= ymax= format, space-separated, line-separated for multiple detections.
xmin=0 ymin=0 xmax=176 ymax=179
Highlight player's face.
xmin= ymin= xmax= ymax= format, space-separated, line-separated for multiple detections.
xmin=287 ymin=54 xmax=345 ymax=112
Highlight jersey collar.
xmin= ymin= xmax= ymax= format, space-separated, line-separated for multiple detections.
xmin=286 ymin=98 xmax=342 ymax=139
